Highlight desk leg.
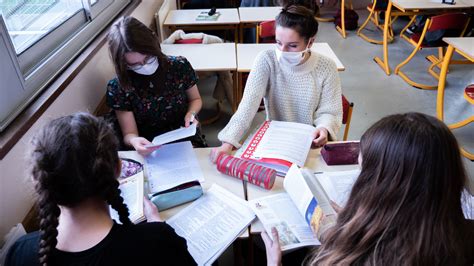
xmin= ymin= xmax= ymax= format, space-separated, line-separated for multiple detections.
xmin=232 ymin=71 xmax=239 ymax=113
xmin=240 ymin=24 xmax=244 ymax=43
xmin=235 ymin=25 xmax=239 ymax=44
xmin=373 ymin=0 xmax=393 ymax=75
xmin=436 ymin=45 xmax=453 ymax=122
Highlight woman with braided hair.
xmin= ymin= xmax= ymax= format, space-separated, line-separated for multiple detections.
xmin=5 ymin=112 xmax=196 ymax=266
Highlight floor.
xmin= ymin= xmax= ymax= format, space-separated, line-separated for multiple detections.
xmin=196 ymin=10 xmax=474 ymax=265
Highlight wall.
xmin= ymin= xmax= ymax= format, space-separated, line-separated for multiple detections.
xmin=0 ymin=0 xmax=163 ymax=244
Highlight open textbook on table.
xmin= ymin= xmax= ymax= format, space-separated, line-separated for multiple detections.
xmin=249 ymin=165 xmax=360 ymax=251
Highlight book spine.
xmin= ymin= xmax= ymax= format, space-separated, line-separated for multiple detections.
xmin=241 ymin=121 xmax=270 ymax=160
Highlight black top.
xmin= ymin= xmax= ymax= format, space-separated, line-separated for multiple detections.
xmin=5 ymin=222 xmax=196 ymax=266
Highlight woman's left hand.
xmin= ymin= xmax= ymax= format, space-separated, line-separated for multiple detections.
xmin=143 ymin=196 xmax=162 ymax=222
xmin=261 ymin=227 xmax=282 ymax=266
xmin=312 ymin=127 xmax=329 ymax=148
xmin=184 ymin=112 xmax=199 ymax=128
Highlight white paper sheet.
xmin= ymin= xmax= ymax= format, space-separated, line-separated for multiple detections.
xmin=314 ymin=169 xmax=360 ymax=207
xmin=146 ymin=123 xmax=197 ymax=148
xmin=145 ymin=141 xmax=204 ymax=193
xmin=110 ymin=171 xmax=145 ymax=224
xmin=167 ymin=185 xmax=255 ymax=266
xmin=252 ymin=121 xmax=315 ymax=166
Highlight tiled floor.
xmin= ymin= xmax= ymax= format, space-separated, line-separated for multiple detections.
xmin=196 ymin=10 xmax=473 ymax=265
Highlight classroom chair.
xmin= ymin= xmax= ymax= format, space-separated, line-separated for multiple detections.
xmin=341 ymin=94 xmax=354 ymax=141
xmin=394 ymin=13 xmax=470 ymax=90
xmin=256 ymin=20 xmax=276 ymax=44
xmin=357 ymin=0 xmax=398 ymax=44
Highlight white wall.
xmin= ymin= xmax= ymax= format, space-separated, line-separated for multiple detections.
xmin=0 ymin=0 xmax=163 ymax=244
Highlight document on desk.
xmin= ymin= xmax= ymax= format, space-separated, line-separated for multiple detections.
xmin=146 ymin=123 xmax=197 ymax=148
xmin=145 ymin=141 xmax=204 ymax=193
xmin=167 ymin=185 xmax=255 ymax=266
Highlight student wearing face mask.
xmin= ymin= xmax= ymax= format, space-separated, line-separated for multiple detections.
xmin=106 ymin=16 xmax=206 ymax=156
xmin=212 ymin=5 xmax=342 ymax=158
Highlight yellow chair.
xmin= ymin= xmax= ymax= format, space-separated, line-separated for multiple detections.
xmin=357 ymin=0 xmax=398 ymax=44
xmin=394 ymin=13 xmax=470 ymax=90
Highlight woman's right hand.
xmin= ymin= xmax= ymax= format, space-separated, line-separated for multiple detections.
xmin=129 ymin=137 xmax=160 ymax=156
xmin=210 ymin=142 xmax=234 ymax=163
xmin=261 ymin=227 xmax=282 ymax=266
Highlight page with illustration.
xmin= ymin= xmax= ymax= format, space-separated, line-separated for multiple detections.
xmin=110 ymin=171 xmax=145 ymax=224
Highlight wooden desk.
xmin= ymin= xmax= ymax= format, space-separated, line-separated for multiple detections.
xmin=436 ymin=37 xmax=474 ymax=160
xmin=164 ymin=8 xmax=240 ymax=43
xmin=246 ymin=147 xmax=359 ymax=233
xmin=118 ymin=148 xmax=249 ymax=237
xmin=238 ymin=7 xmax=281 ymax=43
xmin=236 ymin=43 xmax=345 ymax=108
xmin=374 ymin=0 xmax=473 ymax=75
xmin=161 ymin=43 xmax=239 ymax=112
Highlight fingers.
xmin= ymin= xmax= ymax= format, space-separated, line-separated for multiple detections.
xmin=271 ymin=227 xmax=280 ymax=243
xmin=210 ymin=148 xmax=220 ymax=164
xmin=261 ymin=230 xmax=272 ymax=247
xmin=330 ymin=200 xmax=342 ymax=214
xmin=143 ymin=196 xmax=162 ymax=222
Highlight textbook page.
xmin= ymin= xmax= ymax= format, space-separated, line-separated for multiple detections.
xmin=252 ymin=121 xmax=315 ymax=167
xmin=145 ymin=141 xmax=204 ymax=193
xmin=313 ymin=169 xmax=360 ymax=207
xmin=146 ymin=123 xmax=197 ymax=148
xmin=167 ymin=185 xmax=255 ymax=266
xmin=249 ymin=193 xmax=320 ymax=251
xmin=110 ymin=171 xmax=145 ymax=224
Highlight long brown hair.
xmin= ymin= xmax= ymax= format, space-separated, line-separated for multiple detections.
xmin=310 ymin=113 xmax=470 ymax=265
xmin=107 ymin=16 xmax=167 ymax=89
xmin=30 ymin=113 xmax=132 ymax=265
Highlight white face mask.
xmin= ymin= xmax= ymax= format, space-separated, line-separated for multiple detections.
xmin=130 ymin=57 xmax=159 ymax=75
xmin=274 ymin=40 xmax=313 ymax=67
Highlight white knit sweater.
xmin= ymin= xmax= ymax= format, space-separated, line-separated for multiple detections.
xmin=218 ymin=49 xmax=343 ymax=148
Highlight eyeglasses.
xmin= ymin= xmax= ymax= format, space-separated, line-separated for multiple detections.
xmin=127 ymin=56 xmax=157 ymax=71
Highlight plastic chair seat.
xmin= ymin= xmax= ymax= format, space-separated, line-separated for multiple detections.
xmin=465 ymin=84 xmax=474 ymax=104
xmin=410 ymin=33 xmax=445 ymax=48
xmin=174 ymin=38 xmax=203 ymax=44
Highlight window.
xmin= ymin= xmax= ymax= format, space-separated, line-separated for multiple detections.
xmin=0 ymin=0 xmax=130 ymax=132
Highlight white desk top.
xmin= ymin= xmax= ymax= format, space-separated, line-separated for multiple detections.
xmin=118 ymin=148 xmax=248 ymax=237
xmin=236 ymin=43 xmax=345 ymax=72
xmin=247 ymin=148 xmax=359 ymax=233
xmin=238 ymin=6 xmax=282 ymax=23
xmin=161 ymin=43 xmax=237 ymax=71
xmin=443 ymin=37 xmax=474 ymax=59
xmin=392 ymin=0 xmax=473 ymax=11
xmin=164 ymin=8 xmax=240 ymax=26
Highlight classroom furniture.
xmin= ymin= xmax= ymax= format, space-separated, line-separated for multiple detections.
xmin=236 ymin=43 xmax=345 ymax=108
xmin=238 ymin=6 xmax=281 ymax=43
xmin=163 ymin=8 xmax=240 ymax=43
xmin=247 ymin=146 xmax=360 ymax=233
xmin=436 ymin=37 xmax=474 ymax=160
xmin=373 ymin=0 xmax=473 ymax=75
xmin=335 ymin=0 xmax=355 ymax=39
xmin=394 ymin=13 xmax=470 ymax=90
xmin=357 ymin=0 xmax=397 ymax=44
xmin=160 ymin=43 xmax=239 ymax=112
xmin=118 ymin=148 xmax=249 ymax=236
xmin=256 ymin=20 xmax=276 ymax=43
xmin=342 ymin=94 xmax=354 ymax=141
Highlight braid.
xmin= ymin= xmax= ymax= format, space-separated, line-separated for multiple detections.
xmin=35 ymin=173 xmax=60 ymax=266
xmin=106 ymin=179 xmax=132 ymax=226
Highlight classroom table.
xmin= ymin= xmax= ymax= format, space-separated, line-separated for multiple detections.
xmin=236 ymin=43 xmax=345 ymax=109
xmin=164 ymin=8 xmax=240 ymax=43
xmin=118 ymin=148 xmax=249 ymax=237
xmin=436 ymin=37 xmax=474 ymax=160
xmin=238 ymin=6 xmax=282 ymax=43
xmin=374 ymin=0 xmax=473 ymax=75
xmin=246 ymin=147 xmax=359 ymax=234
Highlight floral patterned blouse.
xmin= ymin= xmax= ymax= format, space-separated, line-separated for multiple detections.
xmin=106 ymin=56 xmax=199 ymax=142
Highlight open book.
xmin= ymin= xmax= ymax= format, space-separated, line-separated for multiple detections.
xmin=111 ymin=158 xmax=146 ymax=224
xmin=167 ymin=185 xmax=255 ymax=266
xmin=235 ymin=121 xmax=315 ymax=176
xmin=249 ymin=164 xmax=360 ymax=251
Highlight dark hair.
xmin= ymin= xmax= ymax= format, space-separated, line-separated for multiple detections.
xmin=107 ymin=16 xmax=167 ymax=89
xmin=276 ymin=4 xmax=319 ymax=42
xmin=277 ymin=0 xmax=319 ymax=15
xmin=310 ymin=112 xmax=469 ymax=265
xmin=31 ymin=112 xmax=132 ymax=265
